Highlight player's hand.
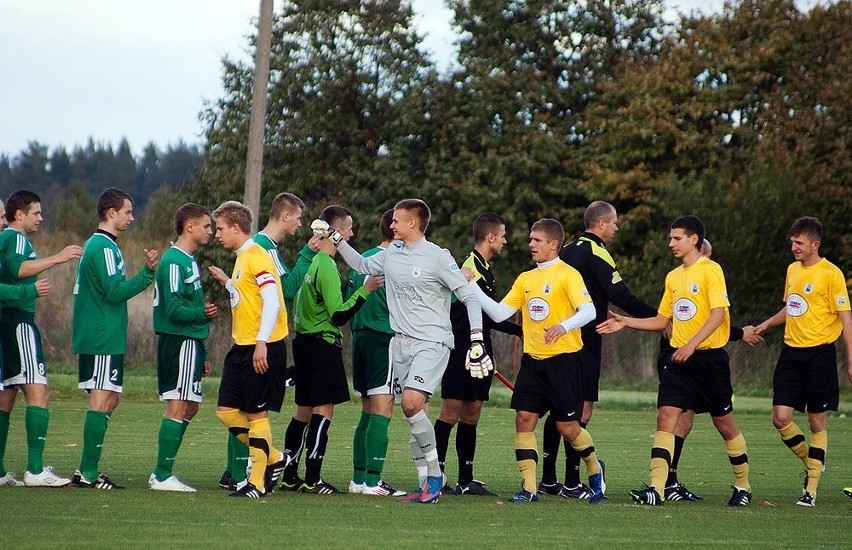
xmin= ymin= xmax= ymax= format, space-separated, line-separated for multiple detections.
xmin=310 ymin=219 xmax=342 ymax=245
xmin=671 ymin=343 xmax=696 ymax=364
xmin=253 ymin=341 xmax=268 ymax=374
xmin=34 ymin=279 xmax=51 ymax=297
xmin=364 ymin=275 xmax=384 ymax=292
xmin=847 ymin=351 xmax=852 ymax=383
xmin=460 ymin=267 xmax=475 ymax=282
xmin=740 ymin=325 xmax=763 ymax=346
xmin=144 ymin=248 xmax=160 ymax=270
xmin=58 ymin=245 xmax=83 ymax=263
xmin=543 ymin=324 xmax=566 ymax=344
xmin=466 ymin=331 xmax=493 ymax=379
xmin=753 ymin=321 xmax=770 ymax=336
xmin=307 ymin=234 xmax=323 ymax=253
xmin=202 ymin=361 xmax=212 ymax=377
xmin=208 ymin=266 xmax=229 ymax=285
xmin=597 ymin=311 xmax=626 ymax=334
xmin=204 ymin=302 xmax=218 ymax=319
xmin=663 ymin=321 xmax=673 ymax=341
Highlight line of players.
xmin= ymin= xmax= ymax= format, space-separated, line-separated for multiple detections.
xmin=0 ymin=189 xmax=848 ymax=506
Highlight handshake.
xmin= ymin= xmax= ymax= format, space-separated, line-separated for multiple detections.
xmin=310 ymin=219 xmax=342 ymax=245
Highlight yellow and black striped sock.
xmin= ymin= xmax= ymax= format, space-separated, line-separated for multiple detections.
xmin=514 ymin=432 xmax=538 ymax=492
xmin=248 ymin=418 xmax=272 ymax=491
xmin=777 ymin=421 xmax=809 ymax=465
xmin=725 ymin=432 xmax=750 ymax=490
xmin=216 ymin=408 xmax=249 ymax=446
xmin=569 ymin=428 xmax=601 ymax=477
xmin=805 ymin=431 xmax=826 ymax=495
xmin=651 ymin=431 xmax=675 ymax=494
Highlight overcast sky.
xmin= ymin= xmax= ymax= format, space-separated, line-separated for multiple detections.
xmin=0 ymin=0 xmax=826 ymax=157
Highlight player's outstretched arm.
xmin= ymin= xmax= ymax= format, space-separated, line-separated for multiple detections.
xmin=754 ymin=306 xmax=786 ymax=335
xmin=466 ymin=281 xmax=516 ymax=323
xmin=15 ymin=245 xmax=83 ymax=278
xmin=598 ymin=311 xmax=668 ymax=334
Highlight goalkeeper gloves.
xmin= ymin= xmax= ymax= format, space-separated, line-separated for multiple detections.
xmin=466 ymin=331 xmax=493 ymax=379
xmin=310 ymin=219 xmax=343 ymax=245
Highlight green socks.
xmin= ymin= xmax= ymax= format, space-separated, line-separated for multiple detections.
xmin=154 ymin=418 xmax=184 ymax=482
xmin=79 ymin=410 xmax=109 ymax=481
xmin=365 ymin=414 xmax=390 ymax=486
xmin=229 ymin=433 xmax=248 ymax=483
xmin=352 ymin=412 xmax=370 ymax=484
xmin=0 ymin=410 xmax=10 ymax=476
xmin=25 ymin=406 xmax=50 ymax=474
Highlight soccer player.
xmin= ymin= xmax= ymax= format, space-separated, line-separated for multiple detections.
xmin=284 ymin=205 xmax=382 ymax=495
xmin=149 ymin=203 xmax=219 ymax=492
xmin=435 ymin=212 xmax=521 ymax=496
xmin=753 ymin=216 xmax=852 ymax=507
xmin=0 ymin=190 xmax=82 ymax=488
xmin=219 ymin=192 xmax=317 ymax=492
xmin=655 ymin=238 xmax=762 ymax=501
xmin=317 ymin=198 xmax=489 ymax=504
xmin=72 ymin=187 xmax=158 ymax=489
xmin=0 ymin=198 xmax=53 ymax=488
xmin=539 ymin=201 xmax=657 ymax=499
xmin=347 ymin=209 xmax=406 ymax=497
xmin=597 ymin=215 xmax=752 ymax=507
xmin=209 ymin=201 xmax=288 ymax=498
xmin=468 ymin=218 xmax=605 ymax=504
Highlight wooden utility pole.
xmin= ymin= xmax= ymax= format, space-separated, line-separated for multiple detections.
xmin=244 ymin=0 xmax=274 ymax=233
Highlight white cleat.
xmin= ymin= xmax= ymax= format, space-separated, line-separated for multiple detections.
xmin=149 ymin=475 xmax=197 ymax=493
xmin=24 ymin=466 xmax=71 ymax=488
xmin=0 ymin=471 xmax=24 ymax=487
xmin=348 ymin=480 xmax=365 ymax=494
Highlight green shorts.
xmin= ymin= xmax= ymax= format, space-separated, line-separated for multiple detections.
xmin=157 ymin=334 xmax=204 ymax=403
xmin=78 ymin=354 xmax=125 ymax=393
xmin=352 ymin=329 xmax=394 ymax=396
xmin=0 ymin=317 xmax=47 ymax=387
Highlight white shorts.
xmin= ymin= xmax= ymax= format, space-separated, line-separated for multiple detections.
xmin=390 ymin=333 xmax=450 ymax=396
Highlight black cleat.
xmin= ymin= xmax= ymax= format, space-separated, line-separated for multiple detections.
xmin=72 ymin=470 xmax=125 ymax=490
xmin=537 ymin=481 xmax=564 ymax=495
xmin=664 ymin=482 xmax=704 ymax=501
xmin=279 ymin=475 xmax=304 ymax=492
xmin=218 ymin=471 xmax=234 ymax=490
xmin=630 ymin=485 xmax=663 ymax=506
xmin=456 ymin=480 xmax=497 ymax=496
xmin=560 ymin=483 xmax=593 ymax=500
xmin=726 ymin=486 xmax=752 ymax=507
xmin=796 ymin=492 xmax=815 ymax=507
xmin=298 ymin=479 xmax=342 ymax=495
xmin=264 ymin=454 xmax=287 ymax=494
xmin=229 ymin=482 xmax=265 ymax=498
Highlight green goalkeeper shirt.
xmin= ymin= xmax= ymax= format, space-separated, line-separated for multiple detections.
xmin=152 ymin=245 xmax=210 ymax=342
xmin=0 ymin=228 xmax=38 ymax=315
xmin=294 ymin=251 xmax=372 ymax=345
xmin=72 ymin=230 xmax=155 ymax=355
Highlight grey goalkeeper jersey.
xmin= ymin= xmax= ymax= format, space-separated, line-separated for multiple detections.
xmin=338 ymin=237 xmax=481 ymax=347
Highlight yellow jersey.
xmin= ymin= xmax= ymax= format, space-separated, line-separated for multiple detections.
xmin=229 ymin=242 xmax=288 ymax=345
xmin=658 ymin=256 xmax=730 ymax=350
xmin=502 ymin=260 xmax=592 ymax=359
xmin=783 ymin=258 xmax=850 ymax=348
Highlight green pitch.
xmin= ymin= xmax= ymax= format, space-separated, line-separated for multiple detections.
xmin=2 ymin=378 xmax=850 ymax=548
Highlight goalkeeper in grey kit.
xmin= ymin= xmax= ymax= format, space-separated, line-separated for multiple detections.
xmin=311 ymin=199 xmax=491 ymax=504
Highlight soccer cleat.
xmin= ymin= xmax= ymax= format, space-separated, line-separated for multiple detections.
xmin=72 ymin=470 xmax=125 ymax=490
xmin=264 ymin=453 xmax=287 ymax=494
xmin=419 ymin=475 xmax=442 ymax=503
xmin=218 ymin=471 xmax=234 ymax=490
xmin=844 ymin=487 xmax=852 ymax=498
xmin=150 ymin=475 xmax=197 ymax=493
xmin=298 ymin=480 xmax=342 ymax=495
xmin=229 ymin=481 xmax=265 ymax=498
xmin=559 ymin=483 xmax=593 ymax=500
xmin=441 ymin=484 xmax=457 ymax=495
xmin=726 ymin=486 xmax=752 ymax=507
xmin=279 ymin=475 xmax=304 ymax=492
xmin=348 ymin=480 xmax=365 ymax=494
xmin=630 ymin=485 xmax=663 ymax=506
xmin=456 ymin=479 xmax=497 ymax=496
xmin=509 ymin=488 xmax=540 ymax=503
xmin=0 ymin=471 xmax=24 ymax=487
xmin=399 ymin=487 xmax=424 ymax=503
xmin=537 ymin=481 xmax=564 ymax=495
xmin=795 ymin=492 xmax=815 ymax=507
xmin=664 ymin=482 xmax=704 ymax=501
xmin=24 ymin=467 xmax=71 ymax=488
xmin=362 ymin=480 xmax=406 ymax=497
xmin=587 ymin=460 xmax=607 ymax=504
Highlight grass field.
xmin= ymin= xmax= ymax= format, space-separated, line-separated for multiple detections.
xmin=2 ymin=376 xmax=851 ymax=549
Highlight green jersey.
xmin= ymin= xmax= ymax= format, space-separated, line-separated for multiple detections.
xmin=0 ymin=228 xmax=38 ymax=314
xmin=153 ymin=245 xmax=210 ymax=341
xmin=347 ymin=245 xmax=392 ymax=334
xmin=72 ymin=231 xmax=155 ymax=355
xmin=294 ymin=251 xmax=371 ymax=345
xmin=253 ymin=233 xmax=316 ymax=300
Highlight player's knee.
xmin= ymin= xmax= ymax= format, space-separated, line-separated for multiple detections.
xmin=771 ymin=413 xmax=791 ymax=430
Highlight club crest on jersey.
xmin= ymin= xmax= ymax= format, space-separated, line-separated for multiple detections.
xmin=393 ymin=241 xmax=404 ymax=249
xmin=448 ymin=262 xmax=460 ymax=272
xmin=804 ymin=283 xmax=813 ymax=294
xmin=786 ymin=293 xmax=808 ymax=317
xmin=690 ymin=282 xmax=699 ymax=294
xmin=544 ymin=283 xmax=551 ymax=294
xmin=673 ymin=298 xmax=697 ymax=321
xmin=528 ymin=297 xmax=550 ymax=321
xmin=838 ymin=295 xmax=848 ymax=307
xmin=412 ymin=267 xmax=421 ymax=277
xmin=234 ymin=269 xmax=241 ymax=280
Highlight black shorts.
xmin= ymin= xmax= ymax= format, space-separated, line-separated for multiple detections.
xmin=580 ymin=326 xmax=602 ymax=402
xmin=657 ymin=348 xmax=733 ymax=417
xmin=511 ymin=352 xmax=583 ymax=422
xmin=440 ymin=343 xmax=493 ymax=402
xmin=217 ymin=340 xmax=287 ymax=414
xmin=293 ymin=334 xmax=350 ymax=408
xmin=773 ymin=343 xmax=839 ymax=413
